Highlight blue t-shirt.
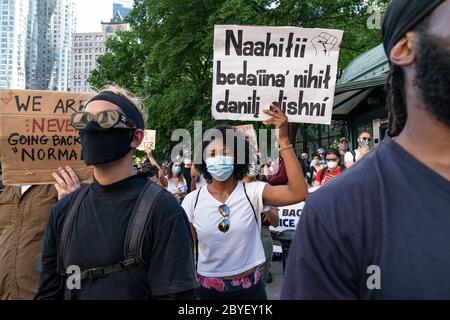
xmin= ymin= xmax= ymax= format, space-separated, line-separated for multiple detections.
xmin=282 ymin=136 xmax=450 ymax=299
xmin=36 ymin=174 xmax=199 ymax=300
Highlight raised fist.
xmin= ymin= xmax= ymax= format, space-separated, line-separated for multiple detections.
xmin=312 ymin=32 xmax=338 ymax=56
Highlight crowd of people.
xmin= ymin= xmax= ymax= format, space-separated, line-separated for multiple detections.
xmin=0 ymin=0 xmax=449 ymax=300
xmin=0 ymin=83 xmax=309 ymax=300
xmin=295 ymin=131 xmax=373 ymax=188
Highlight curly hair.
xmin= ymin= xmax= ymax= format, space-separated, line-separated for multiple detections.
xmin=194 ymin=125 xmax=254 ymax=183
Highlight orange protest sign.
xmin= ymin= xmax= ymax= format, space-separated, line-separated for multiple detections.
xmin=0 ymin=89 xmax=94 ymax=186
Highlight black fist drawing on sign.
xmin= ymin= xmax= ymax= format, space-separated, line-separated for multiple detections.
xmin=312 ymin=32 xmax=338 ymax=56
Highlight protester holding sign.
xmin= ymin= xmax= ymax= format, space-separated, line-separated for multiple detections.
xmin=182 ymin=103 xmax=308 ymax=300
xmin=0 ymin=166 xmax=80 ymax=299
xmin=212 ymin=25 xmax=343 ymax=125
xmin=143 ymin=147 xmax=167 ymax=187
xmin=282 ymin=0 xmax=450 ymax=299
xmin=0 ymin=89 xmax=93 ymax=186
xmin=36 ymin=86 xmax=198 ymax=300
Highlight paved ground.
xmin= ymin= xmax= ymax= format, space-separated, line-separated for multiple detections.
xmin=265 ymin=258 xmax=284 ymax=300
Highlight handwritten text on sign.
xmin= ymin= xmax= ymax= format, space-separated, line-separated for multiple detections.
xmin=212 ymin=25 xmax=343 ymax=125
xmin=0 ymin=89 xmax=93 ymax=186
xmin=137 ymin=130 xmax=156 ymax=151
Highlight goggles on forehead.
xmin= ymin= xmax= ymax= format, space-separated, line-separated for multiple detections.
xmin=70 ymin=110 xmax=136 ymax=130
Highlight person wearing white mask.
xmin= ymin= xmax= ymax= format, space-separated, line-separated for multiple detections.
xmin=312 ymin=149 xmax=345 ymax=187
xmin=308 ymin=153 xmax=323 ymax=185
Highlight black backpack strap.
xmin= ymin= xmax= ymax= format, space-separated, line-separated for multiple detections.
xmin=193 ymin=187 xmax=202 ymax=210
xmin=351 ymin=150 xmax=356 ymax=162
xmin=193 ymin=187 xmax=202 ymax=268
xmin=122 ymin=181 xmax=165 ymax=295
xmin=59 ymin=181 xmax=165 ymax=298
xmin=79 ymin=258 xmax=138 ymax=280
xmin=124 ymin=181 xmax=165 ymax=263
xmin=242 ymin=182 xmax=258 ymax=225
xmin=57 ymin=185 xmax=90 ymax=276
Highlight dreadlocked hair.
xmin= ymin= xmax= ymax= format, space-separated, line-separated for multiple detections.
xmin=385 ymin=14 xmax=433 ymax=137
xmin=386 ymin=65 xmax=407 ymax=137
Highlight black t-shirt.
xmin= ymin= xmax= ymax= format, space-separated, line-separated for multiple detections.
xmin=282 ymin=136 xmax=450 ymax=299
xmin=36 ymin=174 xmax=199 ymax=300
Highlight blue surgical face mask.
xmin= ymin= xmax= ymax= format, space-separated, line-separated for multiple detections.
xmin=205 ymin=156 xmax=234 ymax=182
xmin=172 ymin=166 xmax=181 ymax=175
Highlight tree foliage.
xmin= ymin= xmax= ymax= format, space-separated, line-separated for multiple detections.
xmin=89 ymin=0 xmax=387 ymax=160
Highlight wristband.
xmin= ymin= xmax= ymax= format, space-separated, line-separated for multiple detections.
xmin=279 ymin=144 xmax=293 ymax=153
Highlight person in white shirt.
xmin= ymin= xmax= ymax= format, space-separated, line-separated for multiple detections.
xmin=190 ymin=164 xmax=207 ymax=191
xmin=182 ymin=103 xmax=308 ymax=300
xmin=165 ymin=161 xmax=187 ymax=203
xmin=345 ymin=131 xmax=372 ymax=168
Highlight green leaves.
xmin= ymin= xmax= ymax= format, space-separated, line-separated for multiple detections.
xmin=89 ymin=0 xmax=388 ymax=160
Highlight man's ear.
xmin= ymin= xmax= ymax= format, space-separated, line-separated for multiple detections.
xmin=131 ymin=129 xmax=145 ymax=149
xmin=390 ymin=32 xmax=417 ymax=67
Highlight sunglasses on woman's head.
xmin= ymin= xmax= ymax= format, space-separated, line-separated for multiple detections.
xmin=218 ymin=204 xmax=230 ymax=233
xmin=70 ymin=110 xmax=136 ymax=130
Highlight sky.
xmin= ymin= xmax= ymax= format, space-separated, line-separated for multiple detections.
xmin=75 ymin=0 xmax=133 ymax=33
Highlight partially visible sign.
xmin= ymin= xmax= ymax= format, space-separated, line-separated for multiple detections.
xmin=137 ymin=130 xmax=156 ymax=151
xmin=212 ymin=25 xmax=344 ymax=124
xmin=0 ymin=89 xmax=93 ymax=186
xmin=270 ymin=186 xmax=320 ymax=232
xmin=271 ymin=202 xmax=304 ymax=233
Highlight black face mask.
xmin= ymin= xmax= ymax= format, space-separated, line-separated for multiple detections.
xmin=80 ymin=121 xmax=135 ymax=166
